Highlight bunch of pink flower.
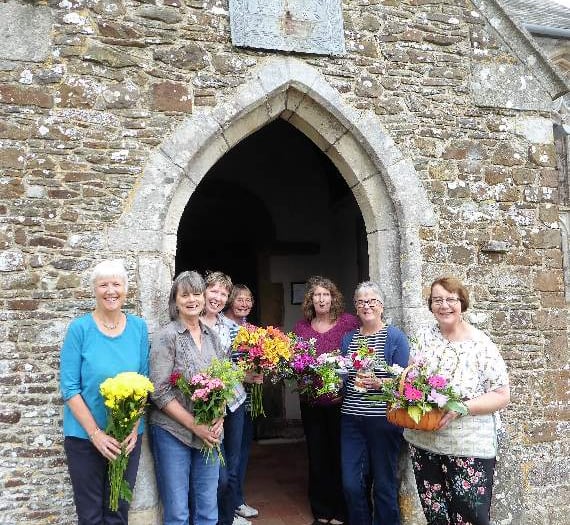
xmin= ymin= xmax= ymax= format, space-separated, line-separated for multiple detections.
xmin=376 ymin=357 xmax=467 ymax=424
xmin=170 ymin=368 xmax=228 ymax=465
xmin=284 ymin=334 xmax=350 ymax=405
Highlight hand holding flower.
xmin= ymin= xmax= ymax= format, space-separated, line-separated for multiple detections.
xmin=121 ymin=425 xmax=139 ymax=455
xmin=244 ymin=371 xmax=264 ymax=384
xmin=189 ymin=421 xmax=220 ymax=448
xmin=91 ymin=428 xmax=122 ymax=460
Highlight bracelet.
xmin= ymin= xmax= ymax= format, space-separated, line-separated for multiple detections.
xmin=89 ymin=427 xmax=101 ymax=441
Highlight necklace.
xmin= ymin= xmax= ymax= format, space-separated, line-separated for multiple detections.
xmin=97 ymin=313 xmax=122 ymax=330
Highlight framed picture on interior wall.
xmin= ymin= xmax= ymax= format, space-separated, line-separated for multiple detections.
xmin=291 ymin=282 xmax=306 ymax=305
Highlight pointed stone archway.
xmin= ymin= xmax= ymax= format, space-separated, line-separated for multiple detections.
xmin=111 ymin=56 xmax=435 ymax=331
xmin=108 ymin=56 xmax=436 ymax=523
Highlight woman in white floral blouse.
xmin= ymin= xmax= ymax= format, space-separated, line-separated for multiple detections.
xmin=404 ymin=277 xmax=510 ymax=525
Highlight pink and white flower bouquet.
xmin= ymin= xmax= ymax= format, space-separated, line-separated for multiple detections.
xmin=286 ymin=334 xmax=350 ymax=405
xmin=169 ymin=358 xmax=243 ymax=465
xmin=377 ymin=355 xmax=468 ymax=426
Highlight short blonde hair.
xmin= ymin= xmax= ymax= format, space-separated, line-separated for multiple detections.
xmin=205 ymin=271 xmax=233 ymax=294
xmin=91 ymin=259 xmax=128 ymax=292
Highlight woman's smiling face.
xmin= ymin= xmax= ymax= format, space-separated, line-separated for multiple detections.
xmin=229 ymin=291 xmax=253 ymax=319
xmin=175 ymin=288 xmax=205 ymax=320
xmin=430 ymin=283 xmax=462 ymax=329
xmin=94 ymin=276 xmax=126 ymax=313
xmin=204 ymin=282 xmax=230 ymax=316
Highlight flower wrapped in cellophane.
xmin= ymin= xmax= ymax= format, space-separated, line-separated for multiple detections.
xmin=232 ymin=324 xmax=292 ymax=418
xmin=286 ymin=334 xmax=349 ymax=406
xmin=99 ymin=372 xmax=154 ymax=511
xmin=349 ymin=339 xmax=376 ymax=392
xmin=169 ymin=358 xmax=243 ymax=465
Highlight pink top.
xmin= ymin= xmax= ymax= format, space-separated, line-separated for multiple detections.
xmin=293 ymin=312 xmax=360 ymax=355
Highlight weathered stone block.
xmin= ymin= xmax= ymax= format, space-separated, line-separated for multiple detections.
xmin=442 ymin=140 xmax=486 ymax=161
xmin=529 ymin=144 xmax=557 ymax=168
xmin=491 ymin=143 xmax=525 ymax=166
xmin=534 ymin=270 xmax=563 ymax=292
xmin=136 ymin=6 xmax=183 ymax=24
xmin=7 ymin=300 xmax=39 ymax=311
xmin=151 ymin=82 xmax=193 ymax=113
xmin=0 ymin=250 xmax=24 ymax=272
xmin=0 ymin=85 xmax=53 ymax=108
xmin=0 ymin=1 xmax=53 ymax=62
xmin=154 ymin=43 xmax=208 ymax=70
xmin=525 ymin=230 xmax=561 ymax=249
xmin=84 ymin=41 xmax=139 ymax=67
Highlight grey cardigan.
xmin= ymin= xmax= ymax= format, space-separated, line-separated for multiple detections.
xmin=149 ymin=319 xmax=225 ymax=449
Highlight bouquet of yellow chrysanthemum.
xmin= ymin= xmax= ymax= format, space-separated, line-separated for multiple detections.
xmin=232 ymin=324 xmax=292 ymax=418
xmin=99 ymin=372 xmax=154 ymax=511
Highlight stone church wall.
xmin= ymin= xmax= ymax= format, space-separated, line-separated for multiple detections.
xmin=0 ymin=0 xmax=568 ymax=523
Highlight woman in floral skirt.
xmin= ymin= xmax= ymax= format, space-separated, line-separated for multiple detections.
xmin=405 ymin=276 xmax=510 ymax=525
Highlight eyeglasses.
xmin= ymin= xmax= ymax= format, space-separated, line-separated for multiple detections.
xmin=235 ymin=298 xmax=253 ymax=305
xmin=355 ymin=299 xmax=382 ymax=308
xmin=431 ymin=297 xmax=460 ymax=307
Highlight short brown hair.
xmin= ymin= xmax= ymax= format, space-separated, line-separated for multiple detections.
xmin=428 ymin=276 xmax=469 ymax=312
xmin=301 ymin=276 xmax=345 ymax=322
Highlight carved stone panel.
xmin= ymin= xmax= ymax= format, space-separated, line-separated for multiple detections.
xmin=229 ymin=0 xmax=345 ymax=56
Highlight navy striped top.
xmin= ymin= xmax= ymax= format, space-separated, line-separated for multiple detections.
xmin=341 ymin=328 xmax=389 ymax=417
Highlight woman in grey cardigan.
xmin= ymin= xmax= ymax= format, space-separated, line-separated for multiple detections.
xmin=149 ymin=271 xmax=226 ymax=525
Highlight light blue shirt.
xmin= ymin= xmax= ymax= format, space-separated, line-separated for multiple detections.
xmin=60 ymin=313 xmax=149 ymax=439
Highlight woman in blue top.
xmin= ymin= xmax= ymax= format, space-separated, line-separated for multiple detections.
xmin=60 ymin=259 xmax=149 ymax=525
xmin=340 ymin=281 xmax=409 ymax=525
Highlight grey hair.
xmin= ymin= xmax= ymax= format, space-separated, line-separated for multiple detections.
xmin=168 ymin=271 xmax=205 ymax=320
xmin=353 ymin=280 xmax=385 ymax=304
xmin=91 ymin=259 xmax=128 ymax=293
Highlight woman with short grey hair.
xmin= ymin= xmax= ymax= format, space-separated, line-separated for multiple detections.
xmin=149 ymin=271 xmax=227 ymax=525
xmin=60 ymin=259 xmax=149 ymax=524
xmin=340 ymin=280 xmax=409 ymax=525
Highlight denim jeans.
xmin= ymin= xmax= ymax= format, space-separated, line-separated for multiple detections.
xmin=341 ymin=414 xmax=403 ymax=525
xmin=150 ymin=425 xmax=219 ymax=525
xmin=236 ymin=410 xmax=255 ymax=506
xmin=218 ymin=403 xmax=245 ymax=525
xmin=64 ymin=436 xmax=142 ymax=525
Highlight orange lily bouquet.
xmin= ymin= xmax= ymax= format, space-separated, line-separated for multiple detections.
xmin=232 ymin=324 xmax=292 ymax=418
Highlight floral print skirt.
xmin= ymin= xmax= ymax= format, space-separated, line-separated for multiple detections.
xmin=409 ymin=445 xmax=496 ymax=525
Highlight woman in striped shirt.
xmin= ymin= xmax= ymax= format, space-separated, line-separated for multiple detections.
xmin=340 ymin=281 xmax=410 ymax=525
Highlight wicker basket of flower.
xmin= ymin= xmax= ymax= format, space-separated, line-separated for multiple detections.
xmin=378 ymin=361 xmax=467 ymax=432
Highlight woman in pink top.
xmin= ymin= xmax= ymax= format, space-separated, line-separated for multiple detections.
xmin=293 ymin=276 xmax=359 ymax=525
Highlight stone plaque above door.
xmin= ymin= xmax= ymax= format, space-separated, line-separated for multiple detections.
xmin=229 ymin=0 xmax=345 ymax=56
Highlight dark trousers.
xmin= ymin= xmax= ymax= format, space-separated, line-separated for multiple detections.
xmin=236 ymin=409 xmax=255 ymax=507
xmin=341 ymin=415 xmax=403 ymax=525
xmin=300 ymin=401 xmax=347 ymax=522
xmin=409 ymin=445 xmax=496 ymax=525
xmin=218 ymin=403 xmax=246 ymax=525
xmin=64 ymin=436 xmax=142 ymax=525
